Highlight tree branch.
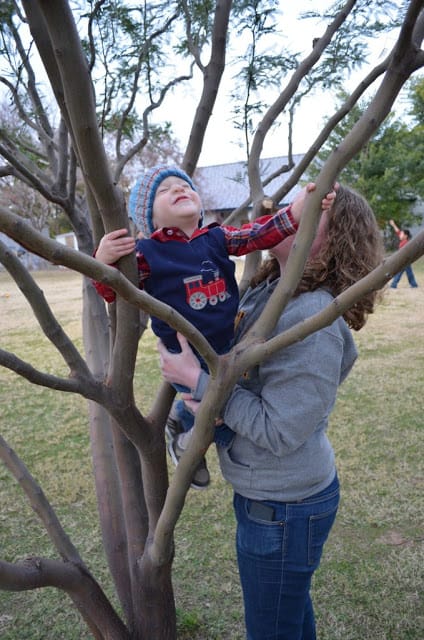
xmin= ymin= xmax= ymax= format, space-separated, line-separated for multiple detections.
xmin=243 ymin=230 xmax=424 ymax=369
xmin=0 ymin=205 xmax=219 ymax=372
xmin=0 ymin=557 xmax=130 ymax=639
xmin=246 ymin=2 xmax=424 ymax=344
xmin=0 ymin=139 xmax=61 ymax=204
xmin=0 ymin=349 xmax=86 ymax=394
xmin=271 ymin=58 xmax=389 ymax=205
xmin=0 ymin=238 xmax=95 ymax=383
xmin=0 ymin=434 xmax=84 ymax=564
xmin=33 ymin=0 xmax=123 ymax=226
xmin=183 ymin=0 xmax=233 ymax=174
xmin=114 ymin=8 xmax=181 ymax=167
xmin=248 ymin=0 xmax=357 ymax=202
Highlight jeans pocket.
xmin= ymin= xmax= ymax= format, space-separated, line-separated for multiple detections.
xmin=308 ymin=504 xmax=338 ymax=566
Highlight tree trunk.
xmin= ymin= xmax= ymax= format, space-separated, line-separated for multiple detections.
xmin=135 ymin=547 xmax=177 ymax=640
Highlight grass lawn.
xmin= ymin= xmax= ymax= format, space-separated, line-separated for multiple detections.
xmin=0 ymin=259 xmax=423 ymax=639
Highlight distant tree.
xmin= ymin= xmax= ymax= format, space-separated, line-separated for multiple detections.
xmin=408 ymin=74 xmax=424 ymax=122
xmin=307 ymin=80 xmax=424 ymax=228
xmin=0 ymin=1 xmax=424 ymax=639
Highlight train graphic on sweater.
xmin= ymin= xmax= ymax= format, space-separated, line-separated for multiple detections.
xmin=183 ymin=261 xmax=230 ymax=309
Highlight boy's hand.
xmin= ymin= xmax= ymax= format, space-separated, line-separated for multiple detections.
xmin=95 ymin=228 xmax=136 ymax=264
xmin=290 ymin=183 xmax=337 ymax=223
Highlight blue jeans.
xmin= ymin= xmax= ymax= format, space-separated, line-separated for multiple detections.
xmin=390 ymin=264 xmax=418 ymax=288
xmin=234 ymin=473 xmax=340 ymax=640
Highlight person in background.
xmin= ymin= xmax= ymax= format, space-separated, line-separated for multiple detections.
xmin=158 ymin=184 xmax=384 ymax=640
xmin=389 ymin=219 xmax=418 ymax=289
xmin=93 ymin=164 xmax=336 ymax=489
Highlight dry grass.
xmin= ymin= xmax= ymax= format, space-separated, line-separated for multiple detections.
xmin=0 ymin=259 xmax=423 ymax=639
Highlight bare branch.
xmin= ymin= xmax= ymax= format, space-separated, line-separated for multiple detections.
xmin=3 ymin=16 xmax=57 ymax=170
xmin=181 ymin=0 xmax=204 ymax=70
xmin=0 ymin=557 xmax=130 ymax=639
xmin=0 ymin=556 xmax=84 ymax=591
xmin=0 ymin=238 xmax=94 ymax=381
xmin=114 ymin=8 xmax=181 ymax=167
xmin=247 ymin=4 xmax=424 ymax=344
xmin=0 ymin=163 xmax=17 ymax=178
xmin=0 ymin=75 xmax=54 ymax=149
xmin=183 ymin=0 xmax=233 ymax=174
xmin=114 ymin=68 xmax=194 ymax=180
xmin=86 ymin=0 xmax=109 ymax=72
xmin=0 ymin=434 xmax=84 ymax=564
xmin=0 ymin=204 xmax=219 ymax=372
xmin=272 ymin=58 xmax=389 ymax=205
xmin=248 ymin=0 xmax=357 ymax=202
xmin=0 ymin=348 xmax=86 ymax=394
xmin=32 ymin=0 xmax=122 ymax=225
xmin=0 ymin=139 xmax=65 ymax=206
xmin=243 ymin=230 xmax=424 ymax=369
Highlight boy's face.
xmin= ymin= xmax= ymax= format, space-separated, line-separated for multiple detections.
xmin=152 ymin=176 xmax=202 ymax=233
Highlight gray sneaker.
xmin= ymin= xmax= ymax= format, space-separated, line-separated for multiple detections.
xmin=167 ymin=431 xmax=210 ymax=490
xmin=165 ymin=413 xmax=184 ymax=441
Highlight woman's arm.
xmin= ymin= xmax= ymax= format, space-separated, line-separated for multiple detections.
xmin=222 ymin=293 xmax=355 ymax=455
xmin=157 ymin=297 xmax=353 ymax=457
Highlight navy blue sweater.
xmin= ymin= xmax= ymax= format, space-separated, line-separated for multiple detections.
xmin=139 ymin=226 xmax=239 ymax=353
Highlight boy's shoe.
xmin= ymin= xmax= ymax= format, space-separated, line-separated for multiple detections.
xmin=165 ymin=403 xmax=184 ymax=440
xmin=167 ymin=431 xmax=210 ymax=490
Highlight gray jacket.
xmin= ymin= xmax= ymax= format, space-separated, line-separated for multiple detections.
xmin=196 ymin=279 xmax=358 ymax=502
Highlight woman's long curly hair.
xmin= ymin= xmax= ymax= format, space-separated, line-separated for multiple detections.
xmin=250 ymin=185 xmax=384 ymax=330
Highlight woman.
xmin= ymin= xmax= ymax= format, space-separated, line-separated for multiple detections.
xmin=158 ymin=185 xmax=384 ymax=640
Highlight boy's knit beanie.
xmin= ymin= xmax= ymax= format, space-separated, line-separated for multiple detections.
xmin=128 ymin=165 xmax=200 ymax=238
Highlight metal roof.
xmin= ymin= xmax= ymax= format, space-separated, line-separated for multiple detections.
xmin=196 ymin=154 xmax=305 ymax=213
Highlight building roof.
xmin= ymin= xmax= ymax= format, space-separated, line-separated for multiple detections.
xmin=196 ymin=154 xmax=304 ymax=213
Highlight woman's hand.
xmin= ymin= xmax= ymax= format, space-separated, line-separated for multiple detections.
xmin=95 ymin=228 xmax=136 ymax=264
xmin=157 ymin=333 xmax=201 ymax=390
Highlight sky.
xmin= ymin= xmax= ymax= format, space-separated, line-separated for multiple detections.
xmin=158 ymin=1 xmax=407 ymax=168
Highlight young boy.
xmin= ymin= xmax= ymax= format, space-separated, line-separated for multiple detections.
xmin=94 ymin=165 xmax=333 ymax=488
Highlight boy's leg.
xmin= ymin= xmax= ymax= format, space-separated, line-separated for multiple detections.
xmin=167 ymin=429 xmax=210 ymax=490
xmin=405 ymin=264 xmax=418 ymax=287
xmin=390 ymin=269 xmax=403 ymax=288
xmin=175 ymin=399 xmax=195 ymax=432
xmin=167 ymin=398 xmax=210 ymax=490
xmin=165 ymin=400 xmax=185 ymax=440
